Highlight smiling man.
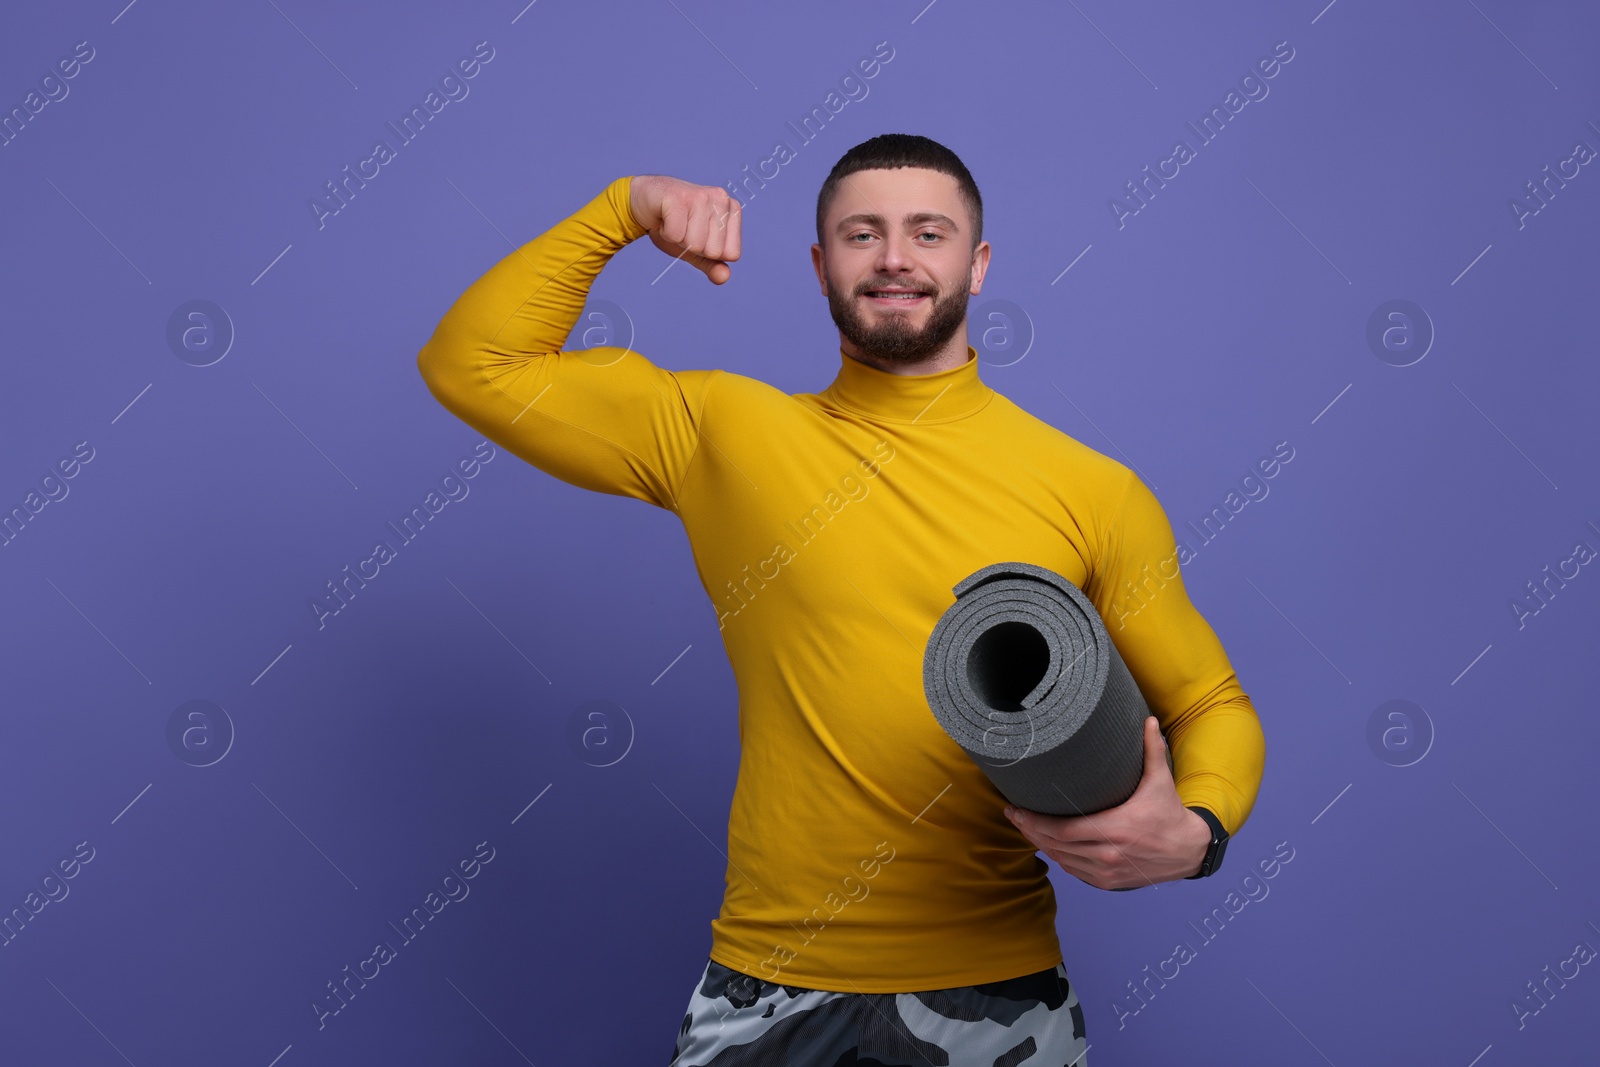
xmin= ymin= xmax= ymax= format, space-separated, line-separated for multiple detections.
xmin=815 ymin=162 xmax=979 ymax=372
xmin=417 ymin=133 xmax=1265 ymax=1066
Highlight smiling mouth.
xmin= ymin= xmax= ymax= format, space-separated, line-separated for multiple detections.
xmin=863 ymin=290 xmax=929 ymax=304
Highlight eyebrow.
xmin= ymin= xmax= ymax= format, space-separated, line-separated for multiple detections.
xmin=834 ymin=211 xmax=961 ymax=235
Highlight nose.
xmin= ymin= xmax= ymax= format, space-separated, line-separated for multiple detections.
xmin=874 ymin=229 xmax=919 ymax=274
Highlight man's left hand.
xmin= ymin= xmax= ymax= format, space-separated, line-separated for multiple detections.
xmin=1002 ymin=715 xmax=1211 ymax=891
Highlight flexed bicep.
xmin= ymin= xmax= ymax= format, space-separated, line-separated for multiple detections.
xmin=418 ymin=175 xmax=720 ymax=509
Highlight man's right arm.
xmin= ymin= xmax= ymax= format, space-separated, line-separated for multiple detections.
xmin=415 ymin=175 xmax=729 ymax=511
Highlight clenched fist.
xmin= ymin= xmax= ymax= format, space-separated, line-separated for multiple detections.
xmin=629 ymin=175 xmax=742 ymax=284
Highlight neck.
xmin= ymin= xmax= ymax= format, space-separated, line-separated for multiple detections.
xmin=823 ymin=342 xmax=991 ymax=424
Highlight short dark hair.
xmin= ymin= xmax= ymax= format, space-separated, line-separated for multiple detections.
xmin=816 ymin=133 xmax=983 ymax=253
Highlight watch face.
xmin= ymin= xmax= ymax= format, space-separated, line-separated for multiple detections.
xmin=1208 ymin=835 xmax=1227 ymax=874
xmin=1186 ymin=806 xmax=1226 ymax=876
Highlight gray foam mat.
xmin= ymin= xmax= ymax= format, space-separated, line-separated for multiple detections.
xmin=922 ymin=561 xmax=1149 ymax=816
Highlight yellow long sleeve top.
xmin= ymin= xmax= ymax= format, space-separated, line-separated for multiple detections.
xmin=416 ymin=175 xmax=1266 ymax=993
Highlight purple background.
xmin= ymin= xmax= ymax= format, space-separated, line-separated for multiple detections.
xmin=3 ymin=1 xmax=1597 ymax=1063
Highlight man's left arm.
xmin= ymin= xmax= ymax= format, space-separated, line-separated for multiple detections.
xmin=1003 ymin=467 xmax=1267 ymax=889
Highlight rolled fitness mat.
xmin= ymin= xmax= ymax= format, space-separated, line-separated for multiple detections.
xmin=922 ymin=561 xmax=1150 ymax=817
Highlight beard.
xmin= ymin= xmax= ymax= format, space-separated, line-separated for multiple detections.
xmin=824 ymin=265 xmax=972 ymax=366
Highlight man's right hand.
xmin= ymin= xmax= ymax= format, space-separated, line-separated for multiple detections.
xmin=629 ymin=175 xmax=742 ymax=285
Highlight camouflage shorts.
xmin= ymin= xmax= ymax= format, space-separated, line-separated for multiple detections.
xmin=668 ymin=956 xmax=1088 ymax=1066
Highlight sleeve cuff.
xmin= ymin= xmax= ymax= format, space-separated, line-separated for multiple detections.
xmin=610 ymin=175 xmax=649 ymax=242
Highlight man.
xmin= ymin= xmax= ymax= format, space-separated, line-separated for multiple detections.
xmin=417 ymin=133 xmax=1265 ymax=1065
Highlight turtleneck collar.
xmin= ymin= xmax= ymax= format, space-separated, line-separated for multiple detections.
xmin=821 ymin=344 xmax=994 ymax=424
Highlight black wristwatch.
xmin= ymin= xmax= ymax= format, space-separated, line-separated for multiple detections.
xmin=1183 ymin=805 xmax=1229 ymax=879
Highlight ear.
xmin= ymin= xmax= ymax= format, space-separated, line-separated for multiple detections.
xmin=968 ymin=240 xmax=992 ymax=295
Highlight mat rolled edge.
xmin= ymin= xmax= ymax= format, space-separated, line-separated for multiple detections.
xmin=923 ymin=561 xmax=1149 ymax=816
